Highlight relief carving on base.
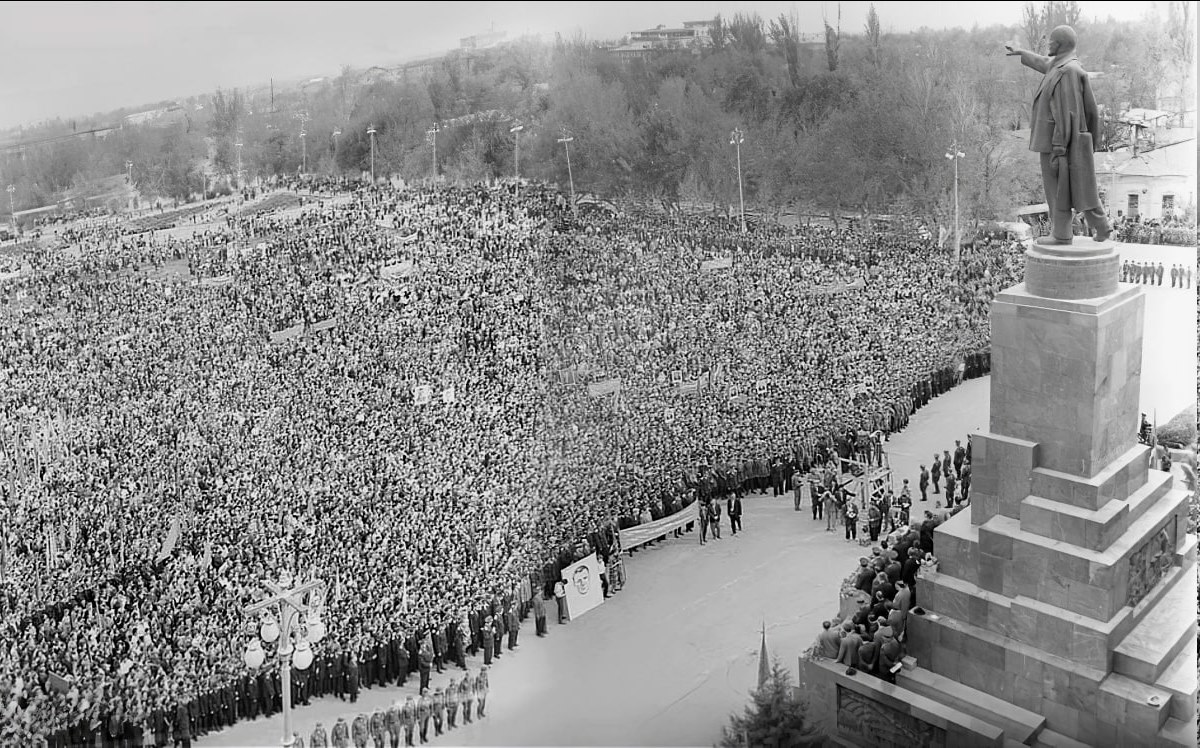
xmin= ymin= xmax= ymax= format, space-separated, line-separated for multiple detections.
xmin=1127 ymin=519 xmax=1177 ymax=608
xmin=836 ymin=685 xmax=946 ymax=748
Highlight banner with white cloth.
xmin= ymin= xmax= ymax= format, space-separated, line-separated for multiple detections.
xmin=700 ymin=256 xmax=733 ymax=271
xmin=269 ymin=324 xmax=305 ymax=344
xmin=618 ymin=509 xmax=694 ymax=550
xmin=560 ymin=553 xmax=605 ymax=621
xmin=587 ymin=378 xmax=621 ymax=397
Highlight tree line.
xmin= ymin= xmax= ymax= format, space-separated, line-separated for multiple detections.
xmin=1 ymin=1 xmax=1191 ymax=234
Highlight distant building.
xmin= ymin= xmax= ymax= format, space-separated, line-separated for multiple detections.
xmin=607 ymin=18 xmax=716 ymax=61
xmin=460 ymin=29 xmax=506 ymax=51
xmin=609 ymin=41 xmax=656 ymax=62
xmin=1098 ymin=138 xmax=1196 ymax=222
xmin=123 ymin=105 xmax=185 ymax=127
xmin=681 ymin=20 xmax=716 ymax=43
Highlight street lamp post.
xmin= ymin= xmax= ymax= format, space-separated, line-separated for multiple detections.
xmin=367 ymin=126 xmax=377 ymax=183
xmin=243 ymin=572 xmax=327 ymax=748
xmin=729 ymin=128 xmax=746 ymax=233
xmin=557 ymin=130 xmax=576 ymax=219
xmin=6 ymin=185 xmax=15 ymax=230
xmin=125 ymin=160 xmax=133 ymax=184
xmin=510 ymin=124 xmax=523 ymax=179
xmin=300 ymin=130 xmax=307 ymax=175
xmin=235 ymin=141 xmax=244 ymax=188
xmin=426 ymin=124 xmax=441 ymax=178
xmin=945 ymin=144 xmax=965 ymax=263
xmin=332 ymin=129 xmax=342 ymax=173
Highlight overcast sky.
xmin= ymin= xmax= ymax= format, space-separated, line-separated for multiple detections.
xmin=0 ymin=1 xmax=1155 ymax=131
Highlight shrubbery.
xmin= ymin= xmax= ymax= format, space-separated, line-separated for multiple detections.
xmin=1155 ymin=406 xmax=1197 ymax=448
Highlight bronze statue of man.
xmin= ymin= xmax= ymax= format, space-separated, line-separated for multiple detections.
xmin=1006 ymin=26 xmax=1110 ymax=244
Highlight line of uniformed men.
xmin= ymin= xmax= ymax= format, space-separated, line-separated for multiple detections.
xmin=309 ymin=667 xmax=489 ymax=748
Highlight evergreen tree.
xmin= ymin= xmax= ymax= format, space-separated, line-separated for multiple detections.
xmin=718 ymin=658 xmax=823 ymax=748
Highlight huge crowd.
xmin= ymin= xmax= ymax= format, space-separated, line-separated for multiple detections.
xmin=0 ymin=177 xmax=1024 ymax=746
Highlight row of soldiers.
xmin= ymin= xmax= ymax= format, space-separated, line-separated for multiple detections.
xmin=306 ymin=668 xmax=489 ymax=748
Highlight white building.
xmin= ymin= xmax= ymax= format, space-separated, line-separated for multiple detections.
xmin=1097 ymin=138 xmax=1196 ymax=222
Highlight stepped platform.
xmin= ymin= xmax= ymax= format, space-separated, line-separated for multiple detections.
xmin=897 ymin=666 xmax=1045 ymax=744
xmin=1112 ymin=564 xmax=1196 ymax=682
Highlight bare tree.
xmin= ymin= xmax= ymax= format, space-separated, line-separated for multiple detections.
xmin=823 ymin=3 xmax=842 ymax=72
xmin=1021 ymin=1 xmax=1046 ymax=53
xmin=769 ymin=12 xmax=802 ymax=88
xmin=728 ymin=12 xmax=767 ymax=57
xmin=864 ymin=4 xmax=882 ymax=70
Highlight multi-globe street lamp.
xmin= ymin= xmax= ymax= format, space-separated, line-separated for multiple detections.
xmin=242 ymin=572 xmax=328 ymax=748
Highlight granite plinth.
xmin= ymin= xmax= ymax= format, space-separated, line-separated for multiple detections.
xmin=990 ymin=284 xmax=1143 ymax=479
xmin=1024 ymin=238 xmax=1120 ymax=300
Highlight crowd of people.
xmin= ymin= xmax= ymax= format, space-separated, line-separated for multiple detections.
xmin=1113 ymin=214 xmax=1197 ymax=247
xmin=0 ymin=176 xmax=1025 ymax=746
xmin=811 ymin=435 xmax=974 ymax=683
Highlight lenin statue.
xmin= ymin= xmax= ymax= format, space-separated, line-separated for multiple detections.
xmin=1006 ymin=26 xmax=1111 ymax=244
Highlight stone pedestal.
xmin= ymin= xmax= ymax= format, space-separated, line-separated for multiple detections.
xmin=902 ymin=239 xmax=1197 ymax=746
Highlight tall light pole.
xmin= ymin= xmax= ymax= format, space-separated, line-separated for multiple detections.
xmin=426 ymin=123 xmax=441 ymax=178
xmin=243 ymin=572 xmax=327 ymax=748
xmin=945 ymin=144 xmax=965 ymax=263
xmin=235 ymin=140 xmax=244 ymax=188
xmin=6 ymin=185 xmax=14 ymax=232
xmin=510 ymin=123 xmax=523 ymax=179
xmin=332 ymin=129 xmax=342 ymax=173
xmin=125 ymin=160 xmax=133 ymax=184
xmin=729 ymin=127 xmax=746 ymax=233
xmin=557 ymin=129 xmax=576 ymax=219
xmin=294 ymin=111 xmax=310 ymax=176
xmin=367 ymin=125 xmax=377 ymax=183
